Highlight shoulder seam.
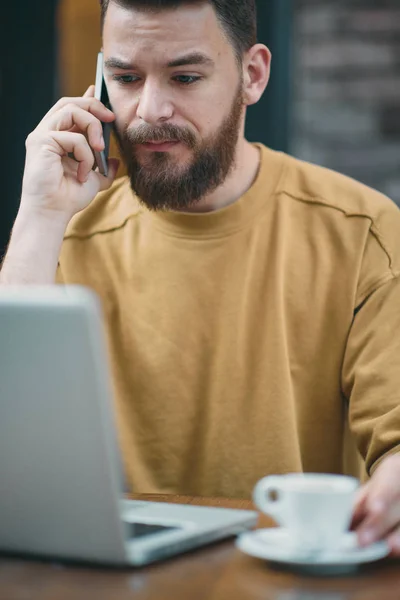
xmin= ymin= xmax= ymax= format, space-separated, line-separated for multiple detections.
xmin=370 ymin=224 xmax=395 ymax=273
xmin=357 ymin=270 xmax=400 ymax=309
xmin=63 ymin=211 xmax=143 ymax=241
xmin=282 ymin=190 xmax=395 ymax=273
xmin=282 ymin=190 xmax=377 ymax=220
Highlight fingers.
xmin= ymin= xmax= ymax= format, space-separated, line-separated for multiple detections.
xmin=63 ymin=155 xmax=120 ymax=190
xmin=357 ymin=500 xmax=400 ymax=547
xmin=40 ymin=95 xmax=114 ymax=126
xmin=361 ymin=458 xmax=400 ymax=534
xmin=354 ymin=455 xmax=400 ymax=546
xmin=31 ymin=90 xmax=115 ymax=185
xmin=43 ymin=104 xmax=106 ymax=153
xmin=50 ymin=131 xmax=96 ymax=183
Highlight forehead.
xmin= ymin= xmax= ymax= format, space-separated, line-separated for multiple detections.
xmin=103 ymin=2 xmax=235 ymax=64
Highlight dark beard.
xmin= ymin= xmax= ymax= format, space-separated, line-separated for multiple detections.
xmin=113 ymin=82 xmax=244 ymax=211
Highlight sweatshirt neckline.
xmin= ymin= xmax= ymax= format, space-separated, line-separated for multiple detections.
xmin=146 ymin=144 xmax=286 ymax=239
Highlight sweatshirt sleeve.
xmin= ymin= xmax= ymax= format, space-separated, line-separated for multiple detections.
xmin=342 ymin=274 xmax=400 ymax=474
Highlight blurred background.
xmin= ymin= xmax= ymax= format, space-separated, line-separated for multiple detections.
xmin=1 ymin=0 xmax=400 ymax=256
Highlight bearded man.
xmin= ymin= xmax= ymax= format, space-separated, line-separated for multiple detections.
xmin=3 ymin=0 xmax=400 ymax=554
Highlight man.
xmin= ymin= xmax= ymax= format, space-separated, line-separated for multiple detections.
xmin=2 ymin=0 xmax=400 ymax=553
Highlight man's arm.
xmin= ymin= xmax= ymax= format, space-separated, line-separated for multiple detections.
xmin=0 ymin=85 xmax=118 ymax=286
xmin=0 ymin=208 xmax=69 ymax=284
xmin=342 ymin=274 xmax=400 ymax=554
xmin=342 ymin=274 xmax=400 ymax=473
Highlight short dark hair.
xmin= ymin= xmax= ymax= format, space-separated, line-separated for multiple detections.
xmin=99 ymin=0 xmax=257 ymax=61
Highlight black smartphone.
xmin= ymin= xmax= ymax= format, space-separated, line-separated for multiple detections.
xmin=94 ymin=51 xmax=112 ymax=176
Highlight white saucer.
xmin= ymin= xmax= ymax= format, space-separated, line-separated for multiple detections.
xmin=236 ymin=529 xmax=390 ymax=576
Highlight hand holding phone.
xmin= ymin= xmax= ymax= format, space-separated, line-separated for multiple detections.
xmin=94 ymin=52 xmax=112 ymax=177
xmin=19 ymin=50 xmax=118 ymax=227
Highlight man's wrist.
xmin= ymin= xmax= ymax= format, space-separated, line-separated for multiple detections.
xmin=16 ymin=202 xmax=72 ymax=231
xmin=0 ymin=205 xmax=69 ymax=285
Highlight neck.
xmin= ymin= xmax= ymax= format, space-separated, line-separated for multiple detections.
xmin=176 ymin=138 xmax=261 ymax=214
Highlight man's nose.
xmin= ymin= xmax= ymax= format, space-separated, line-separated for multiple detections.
xmin=136 ymin=80 xmax=174 ymax=125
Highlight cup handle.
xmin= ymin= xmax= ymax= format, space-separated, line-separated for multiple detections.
xmin=253 ymin=476 xmax=287 ymax=526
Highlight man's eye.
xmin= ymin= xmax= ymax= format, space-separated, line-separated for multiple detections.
xmin=174 ymin=75 xmax=201 ymax=85
xmin=113 ymin=75 xmax=140 ymax=84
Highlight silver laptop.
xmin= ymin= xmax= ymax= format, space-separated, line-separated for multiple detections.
xmin=0 ymin=286 xmax=257 ymax=566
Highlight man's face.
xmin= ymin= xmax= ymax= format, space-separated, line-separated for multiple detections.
xmin=102 ymin=1 xmax=246 ymax=210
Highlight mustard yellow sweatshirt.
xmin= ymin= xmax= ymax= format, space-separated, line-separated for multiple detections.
xmin=58 ymin=144 xmax=400 ymax=498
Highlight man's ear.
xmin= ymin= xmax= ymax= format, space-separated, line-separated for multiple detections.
xmin=242 ymin=44 xmax=272 ymax=106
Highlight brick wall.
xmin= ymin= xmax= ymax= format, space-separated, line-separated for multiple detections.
xmin=291 ymin=0 xmax=400 ymax=204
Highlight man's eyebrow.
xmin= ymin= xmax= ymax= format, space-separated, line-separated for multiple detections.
xmin=104 ymin=58 xmax=134 ymax=70
xmin=104 ymin=53 xmax=215 ymax=71
xmin=166 ymin=53 xmax=215 ymax=68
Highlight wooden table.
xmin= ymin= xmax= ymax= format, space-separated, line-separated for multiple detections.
xmin=1 ymin=494 xmax=399 ymax=600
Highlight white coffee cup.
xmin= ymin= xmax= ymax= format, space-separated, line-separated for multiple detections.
xmin=253 ymin=473 xmax=359 ymax=552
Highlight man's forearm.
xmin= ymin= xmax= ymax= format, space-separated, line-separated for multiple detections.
xmin=0 ymin=207 xmax=69 ymax=285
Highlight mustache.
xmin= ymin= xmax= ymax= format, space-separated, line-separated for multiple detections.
xmin=125 ymin=124 xmax=197 ymax=149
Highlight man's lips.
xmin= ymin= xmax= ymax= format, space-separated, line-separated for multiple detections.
xmin=140 ymin=141 xmax=180 ymax=152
